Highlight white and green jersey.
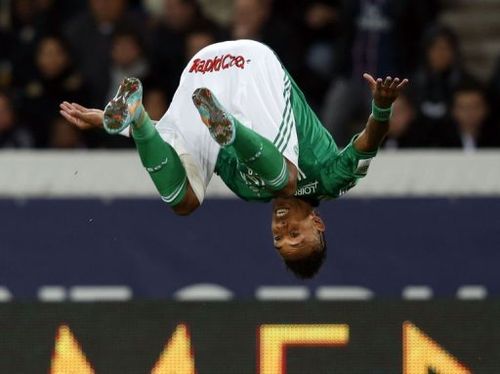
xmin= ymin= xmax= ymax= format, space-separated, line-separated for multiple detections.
xmin=215 ymin=71 xmax=377 ymax=202
xmin=150 ymin=39 xmax=375 ymax=204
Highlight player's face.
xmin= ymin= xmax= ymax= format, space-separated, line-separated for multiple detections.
xmin=271 ymin=198 xmax=325 ymax=261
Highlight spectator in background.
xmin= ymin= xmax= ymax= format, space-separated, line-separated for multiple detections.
xmin=0 ymin=91 xmax=33 ymax=148
xmin=48 ymin=117 xmax=87 ymax=148
xmin=0 ymin=27 xmax=14 ymax=88
xmin=2 ymin=0 xmax=87 ymax=88
xmin=298 ymin=0 xmax=340 ymax=109
xmin=64 ymin=0 xmax=137 ymax=107
xmin=143 ymin=84 xmax=169 ymax=121
xmin=19 ymin=34 xmax=87 ymax=147
xmin=107 ymin=26 xmax=149 ymax=101
xmin=382 ymin=93 xmax=420 ymax=150
xmin=8 ymin=0 xmax=47 ymax=84
xmin=321 ymin=0 xmax=438 ymax=146
xmin=303 ymin=1 xmax=338 ymax=75
xmin=438 ymin=81 xmax=500 ymax=151
xmin=150 ymin=0 xmax=220 ymax=99
xmin=411 ymin=25 xmax=475 ymax=147
xmin=488 ymin=55 xmax=500 ymax=122
xmin=231 ymin=0 xmax=300 ymax=75
xmin=231 ymin=0 xmax=269 ymax=39
xmin=185 ymin=27 xmax=217 ymax=61
xmin=34 ymin=0 xmax=88 ymax=33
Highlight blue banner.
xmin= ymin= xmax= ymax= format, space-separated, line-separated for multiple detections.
xmin=1 ymin=198 xmax=499 ymax=299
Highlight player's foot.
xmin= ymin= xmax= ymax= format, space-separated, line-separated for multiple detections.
xmin=192 ymin=88 xmax=235 ymax=146
xmin=103 ymin=77 xmax=143 ymax=134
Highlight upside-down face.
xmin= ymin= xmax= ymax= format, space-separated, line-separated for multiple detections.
xmin=271 ymin=197 xmax=325 ymax=261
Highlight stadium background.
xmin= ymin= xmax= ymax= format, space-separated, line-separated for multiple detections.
xmin=1 ymin=0 xmax=500 ymax=373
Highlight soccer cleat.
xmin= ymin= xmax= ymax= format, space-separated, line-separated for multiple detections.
xmin=103 ymin=77 xmax=143 ymax=134
xmin=192 ymin=88 xmax=235 ymax=146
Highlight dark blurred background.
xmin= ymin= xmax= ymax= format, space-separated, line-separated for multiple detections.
xmin=1 ymin=0 xmax=500 ymax=150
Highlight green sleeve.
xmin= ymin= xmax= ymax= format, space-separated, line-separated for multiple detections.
xmin=321 ymin=134 xmax=378 ymax=197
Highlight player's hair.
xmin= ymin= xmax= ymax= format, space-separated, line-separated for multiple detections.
xmin=284 ymin=231 xmax=326 ymax=279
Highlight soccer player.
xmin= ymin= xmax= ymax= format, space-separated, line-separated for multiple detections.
xmin=60 ymin=40 xmax=408 ymax=279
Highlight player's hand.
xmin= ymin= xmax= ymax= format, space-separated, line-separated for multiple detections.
xmin=363 ymin=73 xmax=409 ymax=109
xmin=59 ymin=101 xmax=104 ymax=130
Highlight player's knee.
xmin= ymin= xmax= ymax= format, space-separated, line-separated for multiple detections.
xmin=170 ymin=185 xmax=200 ymax=216
xmin=171 ymin=199 xmax=199 ymax=216
xmin=172 ymin=205 xmax=196 ymax=216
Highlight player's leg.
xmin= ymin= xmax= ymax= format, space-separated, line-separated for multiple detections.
xmin=103 ymin=78 xmax=188 ymax=207
xmin=192 ymin=88 xmax=288 ymax=191
xmin=133 ymin=112 xmax=188 ymax=206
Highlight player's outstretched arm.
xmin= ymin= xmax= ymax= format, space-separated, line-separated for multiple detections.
xmin=60 ymin=101 xmax=200 ymax=216
xmin=354 ymin=74 xmax=409 ymax=153
xmin=59 ymin=101 xmax=104 ymax=130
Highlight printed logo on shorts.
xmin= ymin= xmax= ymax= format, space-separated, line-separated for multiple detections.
xmin=189 ymin=54 xmax=247 ymax=74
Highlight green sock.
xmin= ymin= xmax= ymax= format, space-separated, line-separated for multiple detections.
xmin=228 ymin=118 xmax=288 ymax=191
xmin=132 ymin=109 xmax=187 ymax=206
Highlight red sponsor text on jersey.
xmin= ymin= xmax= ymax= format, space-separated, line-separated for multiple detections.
xmin=189 ymin=54 xmax=246 ymax=74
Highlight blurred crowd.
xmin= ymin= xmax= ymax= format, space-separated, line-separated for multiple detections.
xmin=1 ymin=0 xmax=500 ymax=150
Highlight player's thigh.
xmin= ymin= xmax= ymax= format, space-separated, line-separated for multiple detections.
xmin=236 ymin=56 xmax=298 ymax=165
xmin=155 ymin=117 xmax=218 ymax=205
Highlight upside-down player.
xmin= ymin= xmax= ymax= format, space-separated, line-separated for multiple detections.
xmin=60 ymin=40 xmax=408 ymax=279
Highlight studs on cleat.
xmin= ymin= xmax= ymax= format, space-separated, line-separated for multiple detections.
xmin=192 ymin=88 xmax=235 ymax=146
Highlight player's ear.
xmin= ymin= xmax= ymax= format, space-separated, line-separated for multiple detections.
xmin=312 ymin=215 xmax=325 ymax=232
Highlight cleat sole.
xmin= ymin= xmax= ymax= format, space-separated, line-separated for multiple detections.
xmin=192 ymin=88 xmax=235 ymax=146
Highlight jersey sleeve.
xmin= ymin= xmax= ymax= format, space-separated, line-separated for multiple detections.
xmin=321 ymin=135 xmax=378 ymax=197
